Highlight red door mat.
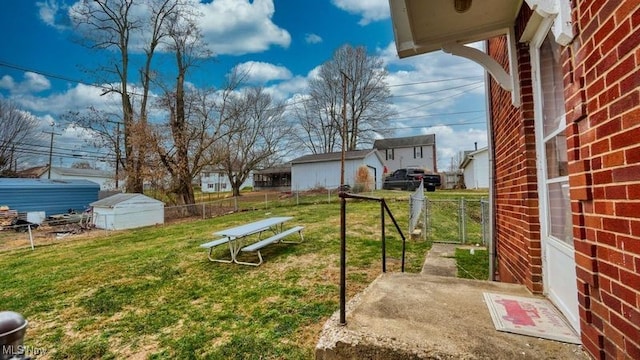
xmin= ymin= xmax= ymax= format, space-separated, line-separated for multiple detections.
xmin=483 ymin=292 xmax=580 ymax=344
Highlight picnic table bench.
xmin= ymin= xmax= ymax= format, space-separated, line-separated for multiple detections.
xmin=200 ymin=217 xmax=304 ymax=266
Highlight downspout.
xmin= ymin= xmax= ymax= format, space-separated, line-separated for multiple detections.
xmin=484 ymin=40 xmax=497 ymax=281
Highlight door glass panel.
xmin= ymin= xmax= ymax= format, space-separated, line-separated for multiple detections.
xmin=545 ymin=133 xmax=568 ymax=178
xmin=548 ymin=181 xmax=572 ymax=245
xmin=540 ymin=35 xmax=565 ymax=137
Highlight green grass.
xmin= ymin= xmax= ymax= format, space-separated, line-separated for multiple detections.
xmin=0 ymin=189 xmax=486 ymax=358
xmin=455 ymin=247 xmax=490 ymax=280
xmin=0 ymin=194 xmax=430 ymax=359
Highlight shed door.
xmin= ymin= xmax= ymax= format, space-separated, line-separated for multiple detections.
xmin=531 ymin=30 xmax=579 ymax=331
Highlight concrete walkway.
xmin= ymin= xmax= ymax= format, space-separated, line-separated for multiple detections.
xmin=316 ymin=244 xmax=588 ymax=360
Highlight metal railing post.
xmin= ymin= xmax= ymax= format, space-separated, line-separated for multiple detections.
xmin=339 ymin=192 xmax=347 ymax=325
xmin=381 ymin=201 xmax=386 ymax=273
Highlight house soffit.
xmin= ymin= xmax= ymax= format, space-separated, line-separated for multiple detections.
xmin=389 ymin=0 xmax=524 ymax=106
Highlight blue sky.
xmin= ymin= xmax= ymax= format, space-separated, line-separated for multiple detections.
xmin=0 ymin=0 xmax=488 ymax=171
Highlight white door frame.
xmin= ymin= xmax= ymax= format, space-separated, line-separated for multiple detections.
xmin=530 ymin=19 xmax=580 ymax=332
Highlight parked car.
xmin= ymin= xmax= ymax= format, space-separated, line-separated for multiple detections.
xmin=382 ymin=168 xmax=441 ymax=192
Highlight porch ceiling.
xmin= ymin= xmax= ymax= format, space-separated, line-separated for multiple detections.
xmin=389 ymin=0 xmax=523 ymax=58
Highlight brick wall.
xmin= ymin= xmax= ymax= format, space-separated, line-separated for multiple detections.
xmin=489 ymin=2 xmax=640 ymax=359
xmin=567 ymin=1 xmax=640 ymax=359
xmin=488 ymin=6 xmax=543 ymax=293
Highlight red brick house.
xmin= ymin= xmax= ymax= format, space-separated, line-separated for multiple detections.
xmin=389 ymin=1 xmax=639 ymax=359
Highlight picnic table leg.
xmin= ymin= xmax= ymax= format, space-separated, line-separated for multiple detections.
xmin=233 ymin=250 xmax=264 ymax=266
xmin=207 ymin=246 xmax=233 ymax=263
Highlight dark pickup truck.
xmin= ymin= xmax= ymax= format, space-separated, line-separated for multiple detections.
xmin=382 ymin=168 xmax=441 ymax=192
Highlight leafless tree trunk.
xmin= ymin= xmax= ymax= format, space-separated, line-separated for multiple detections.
xmin=70 ymin=0 xmax=186 ymax=193
xmin=220 ymin=87 xmax=289 ymax=196
xmin=301 ymin=44 xmax=395 ymax=152
xmin=0 ymin=99 xmax=42 ymax=174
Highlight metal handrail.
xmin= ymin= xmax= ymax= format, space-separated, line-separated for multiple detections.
xmin=338 ymin=192 xmax=407 ymax=325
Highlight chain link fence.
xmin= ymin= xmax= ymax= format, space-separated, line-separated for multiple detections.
xmin=424 ymin=198 xmax=489 ymax=245
xmin=1 ymin=190 xmax=486 ymax=252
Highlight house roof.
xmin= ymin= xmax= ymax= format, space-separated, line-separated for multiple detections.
xmin=52 ymin=167 xmax=113 ymax=178
xmin=90 ymin=193 xmax=163 ymax=208
xmin=15 ymin=166 xmax=48 ymax=178
xmin=253 ymin=165 xmax=291 ymax=175
xmin=16 ymin=166 xmax=113 ymax=179
xmin=460 ymin=147 xmax=488 ymax=169
xmin=373 ymin=135 xmax=435 ymax=149
xmin=291 ymin=150 xmax=379 ymax=165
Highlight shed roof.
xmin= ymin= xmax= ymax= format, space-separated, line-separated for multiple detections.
xmin=291 ymin=150 xmax=379 ymax=165
xmin=91 ymin=193 xmax=163 ymax=208
xmin=373 ymin=135 xmax=435 ymax=149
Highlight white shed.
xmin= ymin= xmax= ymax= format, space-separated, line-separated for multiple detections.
xmin=90 ymin=193 xmax=164 ymax=230
xmin=291 ymin=150 xmax=385 ymax=191
xmin=460 ymin=147 xmax=489 ymax=189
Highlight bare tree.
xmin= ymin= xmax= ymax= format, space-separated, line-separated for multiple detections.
xmin=299 ymin=44 xmax=395 ymax=153
xmin=220 ymin=87 xmax=289 ymax=196
xmin=292 ymin=95 xmax=341 ymax=154
xmin=0 ymin=99 xmax=42 ymax=175
xmin=70 ymin=0 xmax=187 ymax=192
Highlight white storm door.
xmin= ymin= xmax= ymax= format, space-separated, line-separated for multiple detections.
xmin=531 ymin=29 xmax=580 ymax=332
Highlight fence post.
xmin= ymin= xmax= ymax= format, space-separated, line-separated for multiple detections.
xmin=28 ymin=224 xmax=35 ymax=250
xmin=265 ymin=193 xmax=268 ymax=210
xmin=423 ymin=199 xmax=427 ymax=242
xmin=296 ymin=189 xmax=299 ymax=206
xmin=202 ymin=202 xmax=205 ymax=219
xmin=461 ymin=198 xmax=467 ymax=244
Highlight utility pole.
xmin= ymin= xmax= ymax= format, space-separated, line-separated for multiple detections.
xmin=43 ymin=122 xmax=60 ymax=179
xmin=115 ymin=122 xmax=121 ymax=189
xmin=107 ymin=120 xmax=124 ymax=190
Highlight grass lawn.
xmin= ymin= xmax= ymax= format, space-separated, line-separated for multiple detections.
xmin=1 ymin=193 xmax=431 ymax=359
xmin=455 ymin=247 xmax=490 ymax=280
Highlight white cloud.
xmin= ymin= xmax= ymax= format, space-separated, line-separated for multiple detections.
xmin=36 ymin=0 xmax=69 ymax=30
xmin=0 ymin=75 xmax=15 ymax=90
xmin=11 ymin=83 xmax=121 ymax=115
xmin=331 ymin=0 xmax=390 ymax=25
xmin=196 ymin=0 xmax=291 ymax=55
xmin=233 ymin=61 xmax=292 ymax=84
xmin=305 ymin=33 xmax=323 ymax=44
xmin=0 ymin=73 xmax=51 ymax=94
xmin=62 ymin=0 xmax=290 ymax=56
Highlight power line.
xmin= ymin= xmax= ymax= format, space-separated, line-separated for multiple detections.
xmin=394 ymin=83 xmax=484 ymax=115
xmin=0 ymin=59 xmax=484 ymax=101
xmin=387 ymin=76 xmax=483 ymax=87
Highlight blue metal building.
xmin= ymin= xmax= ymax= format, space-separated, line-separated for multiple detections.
xmin=0 ymin=179 xmax=100 ymax=216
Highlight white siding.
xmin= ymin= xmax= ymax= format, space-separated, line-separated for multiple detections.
xmin=381 ymin=145 xmax=436 ymax=172
xmin=463 ymin=148 xmax=489 ymax=189
xmin=201 ymin=172 xmax=253 ymax=193
xmin=291 ymin=152 xmax=385 ymax=191
xmin=44 ymin=172 xmax=114 ymax=190
xmin=92 ymin=195 xmax=164 ymax=230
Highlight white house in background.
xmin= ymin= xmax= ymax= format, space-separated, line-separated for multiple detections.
xmin=17 ymin=165 xmax=116 ymax=191
xmin=291 ymin=150 xmax=385 ymax=191
xmin=460 ymin=147 xmax=489 ymax=189
xmin=91 ymin=193 xmax=164 ymax=230
xmin=373 ymin=134 xmax=437 ymax=173
xmin=200 ymin=168 xmax=253 ymax=193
